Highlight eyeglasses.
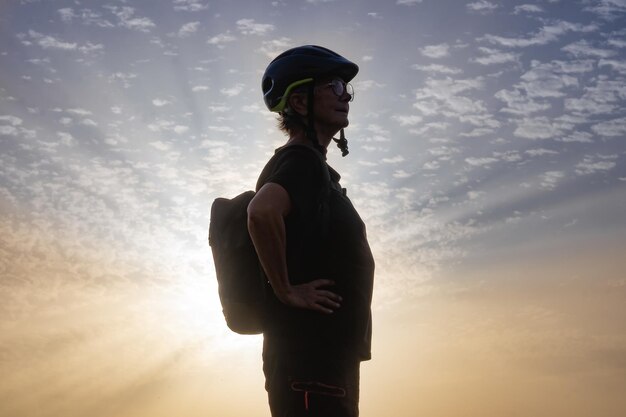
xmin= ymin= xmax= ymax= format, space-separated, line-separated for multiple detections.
xmin=321 ymin=79 xmax=354 ymax=101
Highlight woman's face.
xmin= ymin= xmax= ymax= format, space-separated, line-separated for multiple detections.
xmin=312 ymin=77 xmax=353 ymax=135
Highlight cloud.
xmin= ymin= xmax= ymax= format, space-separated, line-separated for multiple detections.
xmin=258 ymin=37 xmax=293 ymax=58
xmin=0 ymin=115 xmax=35 ymax=139
xmin=57 ymin=7 xmax=76 ymax=22
xmin=173 ymin=125 xmax=189 ymax=134
xmin=104 ymin=6 xmax=155 ymax=32
xmin=495 ymin=88 xmax=551 ymax=115
xmin=393 ymin=170 xmax=413 ymax=178
xmin=24 ymin=29 xmax=104 ymax=56
xmin=599 ymin=59 xmax=626 ymax=74
xmin=173 ymin=0 xmax=209 ymax=12
xmin=465 ymin=156 xmax=499 ymax=167
xmin=411 ymin=64 xmax=462 ymax=74
xmin=56 ymin=131 xmax=76 ymax=146
xmin=483 ymin=21 xmax=597 ymax=48
xmin=354 ymin=80 xmax=385 ymax=91
xmin=192 ymin=85 xmax=209 ymax=92
xmin=67 ymin=108 xmax=92 ymax=116
xmin=396 ymin=0 xmax=423 ymax=5
xmin=0 ymin=115 xmax=23 ymax=126
xmin=472 ymin=47 xmax=519 ymax=65
xmin=108 ymin=72 xmax=138 ymax=88
xmin=608 ymin=38 xmax=626 ymax=48
xmin=591 ymin=117 xmax=626 ymax=137
xmin=525 ymin=148 xmax=558 ymax=157
xmin=517 ymin=60 xmax=579 ymax=98
xmin=562 ymin=40 xmax=616 ymax=58
xmin=152 ymin=98 xmax=171 ymax=107
xmin=467 ymin=1 xmax=498 ymax=13
xmin=382 ymin=155 xmax=405 ymax=164
xmin=393 ymin=115 xmax=423 ymax=126
xmin=513 ymin=117 xmax=572 ymax=140
xmin=149 ymin=141 xmax=172 ymax=151
xmin=467 ymin=190 xmax=485 ymax=200
xmin=236 ymin=19 xmax=275 ymax=36
xmin=208 ymin=105 xmax=231 ymax=113
xmin=0 ymin=125 xmax=19 ymax=136
xmin=208 ymin=125 xmax=235 ymax=134
xmin=56 ymin=8 xmax=115 ymax=27
xmin=78 ymin=42 xmax=105 ymax=56
xmin=147 ymin=119 xmax=188 ymax=134
xmin=420 ymin=43 xmax=450 ymax=59
xmin=513 ymin=4 xmax=544 ymax=14
xmin=176 ymin=21 xmax=200 ymax=37
xmin=220 ymin=84 xmax=245 ymax=97
xmin=575 ymin=156 xmax=617 ymax=175
xmin=207 ymin=32 xmax=237 ymax=47
xmin=412 ymin=77 xmax=496 ymax=129
xmin=27 ymin=30 xmax=77 ymax=50
xmin=584 ymin=0 xmax=626 ymax=19
xmin=558 ymin=132 xmax=593 ymax=143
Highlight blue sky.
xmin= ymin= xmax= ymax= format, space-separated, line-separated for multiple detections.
xmin=1 ymin=1 xmax=625 ymax=416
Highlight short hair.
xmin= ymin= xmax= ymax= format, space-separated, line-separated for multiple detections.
xmin=276 ymin=85 xmax=309 ymax=136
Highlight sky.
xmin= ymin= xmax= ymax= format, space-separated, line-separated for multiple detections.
xmin=1 ymin=0 xmax=625 ymax=416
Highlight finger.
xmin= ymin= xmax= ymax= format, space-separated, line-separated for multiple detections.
xmin=312 ymin=302 xmax=334 ymax=314
xmin=319 ymin=298 xmax=341 ymax=309
xmin=310 ymin=279 xmax=335 ymax=288
xmin=318 ymin=290 xmax=342 ymax=302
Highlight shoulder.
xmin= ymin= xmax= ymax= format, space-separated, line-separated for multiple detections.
xmin=268 ymin=145 xmax=325 ymax=183
xmin=274 ymin=144 xmax=324 ymax=166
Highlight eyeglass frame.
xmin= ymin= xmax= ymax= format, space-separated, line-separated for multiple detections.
xmin=317 ymin=78 xmax=355 ymax=101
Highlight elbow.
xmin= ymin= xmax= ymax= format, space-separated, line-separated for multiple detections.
xmin=247 ymin=201 xmax=278 ymax=231
xmin=246 ymin=206 xmax=264 ymax=231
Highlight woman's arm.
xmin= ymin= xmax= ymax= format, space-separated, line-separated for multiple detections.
xmin=247 ymin=182 xmax=341 ymax=314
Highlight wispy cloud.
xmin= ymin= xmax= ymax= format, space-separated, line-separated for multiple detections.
xmin=258 ymin=37 xmax=293 ymax=58
xmin=207 ymin=32 xmax=237 ymax=47
xmin=396 ymin=0 xmax=423 ymax=5
xmin=175 ymin=21 xmax=200 ymax=37
xmin=411 ymin=64 xmax=462 ymax=74
xmin=472 ymin=47 xmax=519 ymax=65
xmin=483 ymin=21 xmax=597 ymax=48
xmin=26 ymin=29 xmax=77 ymax=50
xmin=104 ymin=6 xmax=156 ymax=32
xmin=420 ymin=43 xmax=450 ymax=58
xmin=236 ymin=19 xmax=275 ymax=36
xmin=220 ymin=84 xmax=245 ymax=97
xmin=513 ymin=4 xmax=544 ymax=14
xmin=173 ymin=0 xmax=209 ymax=12
xmin=591 ymin=116 xmax=626 ymax=137
xmin=467 ymin=0 xmax=498 ymax=13
xmin=575 ymin=155 xmax=618 ymax=175
xmin=513 ymin=116 xmax=572 ymax=140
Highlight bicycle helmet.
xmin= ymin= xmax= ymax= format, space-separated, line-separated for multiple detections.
xmin=262 ymin=45 xmax=359 ymax=113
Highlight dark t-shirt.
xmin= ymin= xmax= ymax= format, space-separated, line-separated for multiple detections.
xmin=256 ymin=144 xmax=375 ymax=362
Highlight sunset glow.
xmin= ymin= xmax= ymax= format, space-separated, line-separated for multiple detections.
xmin=1 ymin=1 xmax=625 ymax=416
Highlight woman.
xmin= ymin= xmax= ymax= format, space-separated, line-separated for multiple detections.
xmin=248 ymin=45 xmax=374 ymax=417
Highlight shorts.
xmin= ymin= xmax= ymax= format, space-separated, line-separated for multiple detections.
xmin=263 ymin=351 xmax=360 ymax=417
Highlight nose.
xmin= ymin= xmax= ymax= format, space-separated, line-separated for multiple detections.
xmin=340 ymin=82 xmax=353 ymax=102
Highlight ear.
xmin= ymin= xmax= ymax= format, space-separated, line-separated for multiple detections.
xmin=287 ymin=91 xmax=308 ymax=117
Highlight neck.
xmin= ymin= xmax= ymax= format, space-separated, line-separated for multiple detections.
xmin=313 ymin=123 xmax=338 ymax=148
xmin=286 ymin=124 xmax=338 ymax=150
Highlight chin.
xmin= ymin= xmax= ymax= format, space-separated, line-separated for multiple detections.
xmin=337 ymin=115 xmax=349 ymax=128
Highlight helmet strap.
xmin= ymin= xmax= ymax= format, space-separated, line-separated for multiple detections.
xmin=333 ymin=128 xmax=349 ymax=157
xmin=304 ymin=83 xmax=326 ymax=155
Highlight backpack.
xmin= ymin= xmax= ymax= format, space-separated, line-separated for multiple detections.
xmin=208 ymin=145 xmax=330 ymax=335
